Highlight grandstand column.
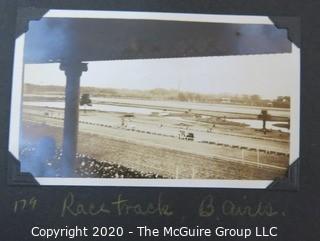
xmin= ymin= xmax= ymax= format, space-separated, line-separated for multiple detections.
xmin=60 ymin=60 xmax=88 ymax=176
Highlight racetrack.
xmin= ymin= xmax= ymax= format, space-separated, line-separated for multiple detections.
xmin=22 ymin=106 xmax=289 ymax=180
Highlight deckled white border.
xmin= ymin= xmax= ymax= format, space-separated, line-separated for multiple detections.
xmin=290 ymin=44 xmax=300 ymax=167
xmin=9 ymin=34 xmax=25 ymax=160
xmin=44 ymin=9 xmax=274 ymax=24
xmin=36 ymin=178 xmax=272 ymax=189
xmin=9 ymin=10 xmax=300 ymax=189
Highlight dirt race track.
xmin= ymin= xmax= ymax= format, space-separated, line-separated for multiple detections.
xmin=22 ymin=120 xmax=288 ymax=180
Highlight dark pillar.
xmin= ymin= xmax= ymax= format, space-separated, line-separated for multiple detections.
xmin=60 ymin=61 xmax=88 ymax=176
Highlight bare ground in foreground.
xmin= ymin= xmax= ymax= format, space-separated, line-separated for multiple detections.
xmin=21 ymin=122 xmax=288 ymax=180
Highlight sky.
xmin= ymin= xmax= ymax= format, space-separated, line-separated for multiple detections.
xmin=24 ymin=49 xmax=298 ymax=99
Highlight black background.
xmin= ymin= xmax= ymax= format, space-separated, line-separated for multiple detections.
xmin=0 ymin=0 xmax=319 ymax=241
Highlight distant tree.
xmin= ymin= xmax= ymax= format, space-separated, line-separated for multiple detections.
xmin=80 ymin=93 xmax=92 ymax=113
xmin=273 ymin=96 xmax=290 ymax=108
xmin=251 ymin=94 xmax=261 ymax=102
xmin=258 ymin=110 xmax=272 ymax=134
xmin=178 ymin=92 xmax=187 ymax=102
xmin=277 ymin=96 xmax=290 ymax=103
xmin=240 ymin=94 xmax=250 ymax=104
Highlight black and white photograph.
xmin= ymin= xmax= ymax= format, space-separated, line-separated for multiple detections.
xmin=9 ymin=10 xmax=300 ymax=188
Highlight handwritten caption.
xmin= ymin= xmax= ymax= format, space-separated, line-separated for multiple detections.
xmin=13 ymin=192 xmax=284 ymax=219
